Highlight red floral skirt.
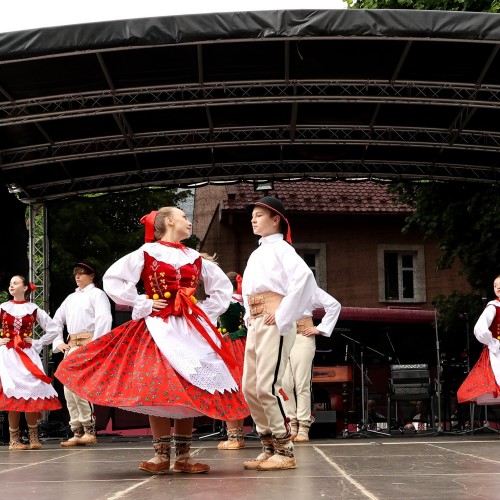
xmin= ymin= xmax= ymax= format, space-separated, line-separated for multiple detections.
xmin=0 ymin=389 xmax=61 ymax=412
xmin=55 ymin=319 xmax=250 ymax=420
xmin=457 ymin=348 xmax=500 ymax=403
xmin=222 ymin=336 xmax=246 ymax=386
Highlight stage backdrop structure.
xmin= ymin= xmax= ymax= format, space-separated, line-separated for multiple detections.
xmin=1 ymin=8 xmax=500 ymax=324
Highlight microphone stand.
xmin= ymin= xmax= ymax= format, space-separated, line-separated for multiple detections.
xmin=429 ymin=306 xmax=458 ymax=436
xmin=341 ymin=333 xmax=391 ymax=438
xmin=434 ymin=308 xmax=444 ymax=435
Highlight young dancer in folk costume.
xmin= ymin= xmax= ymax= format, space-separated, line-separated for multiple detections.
xmin=458 ymin=275 xmax=500 ymax=405
xmin=50 ymin=262 xmax=113 ymax=447
xmin=217 ymin=271 xmax=249 ymax=450
xmin=242 ymin=196 xmax=316 ymax=471
xmin=283 ymin=287 xmax=341 ymax=443
xmin=0 ymin=275 xmax=61 ymax=450
xmin=56 ymin=207 xmax=249 ymax=475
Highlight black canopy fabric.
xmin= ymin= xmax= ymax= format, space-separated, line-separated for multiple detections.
xmin=1 ymin=9 xmax=500 ymax=202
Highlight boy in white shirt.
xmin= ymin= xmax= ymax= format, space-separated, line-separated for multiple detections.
xmin=242 ymin=196 xmax=315 ymax=471
xmin=51 ymin=263 xmax=112 ymax=446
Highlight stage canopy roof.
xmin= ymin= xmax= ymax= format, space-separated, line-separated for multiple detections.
xmin=1 ymin=9 xmax=500 ymax=203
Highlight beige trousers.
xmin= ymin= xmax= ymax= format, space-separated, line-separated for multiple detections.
xmin=242 ymin=316 xmax=296 ymax=438
xmin=64 ymin=346 xmax=94 ymax=430
xmin=283 ymin=334 xmax=316 ymax=422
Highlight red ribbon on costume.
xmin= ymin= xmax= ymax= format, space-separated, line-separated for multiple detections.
xmin=158 ymin=240 xmax=188 ymax=254
xmin=29 ymin=283 xmax=36 ymax=292
xmin=172 ymin=288 xmax=237 ymax=371
xmin=235 ymin=274 xmax=242 ymax=295
xmin=11 ymin=334 xmax=52 ymax=384
xmin=140 ymin=211 xmax=158 ymax=243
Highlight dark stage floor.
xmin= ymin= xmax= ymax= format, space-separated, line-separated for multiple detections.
xmin=1 ymin=433 xmax=500 ymax=500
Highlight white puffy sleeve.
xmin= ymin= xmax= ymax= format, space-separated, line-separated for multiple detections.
xmin=50 ymin=298 xmax=68 ymax=353
xmin=198 ymin=260 xmax=232 ymax=325
xmin=312 ymin=288 xmax=341 ymax=337
xmin=103 ymin=248 xmax=153 ymax=320
xmin=92 ymin=290 xmax=113 ymax=339
xmin=275 ymin=243 xmax=316 ymax=336
xmin=474 ymin=303 xmax=499 ymax=354
xmin=31 ymin=307 xmax=56 ymax=353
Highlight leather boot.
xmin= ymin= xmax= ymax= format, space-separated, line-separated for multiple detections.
xmin=290 ymin=418 xmax=299 ymax=441
xmin=9 ymin=427 xmax=28 ymax=451
xmin=294 ymin=417 xmax=314 ymax=443
xmin=243 ymin=434 xmax=274 ymax=470
xmin=257 ymin=435 xmax=296 ymax=471
xmin=61 ymin=426 xmax=84 ymax=447
xmin=139 ymin=435 xmax=171 ymax=474
xmin=75 ymin=423 xmax=97 ymax=445
xmin=28 ymin=424 xmax=42 ymax=450
xmin=218 ymin=426 xmax=245 ymax=450
xmin=172 ymin=434 xmax=210 ymax=473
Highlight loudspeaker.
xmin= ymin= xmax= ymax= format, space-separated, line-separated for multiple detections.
xmin=310 ymin=410 xmax=337 ymax=438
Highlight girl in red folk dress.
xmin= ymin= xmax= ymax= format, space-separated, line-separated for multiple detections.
xmin=56 ymin=207 xmax=249 ymax=474
xmin=458 ymin=275 xmax=500 ymax=405
xmin=0 ymin=275 xmax=61 ymax=450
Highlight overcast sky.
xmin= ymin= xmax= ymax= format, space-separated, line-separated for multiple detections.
xmin=1 ymin=1 xmax=347 ymax=34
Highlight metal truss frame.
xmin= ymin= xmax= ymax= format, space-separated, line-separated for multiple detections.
xmin=28 ymin=203 xmax=50 ymax=372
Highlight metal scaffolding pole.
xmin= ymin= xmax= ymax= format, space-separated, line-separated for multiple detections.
xmin=28 ymin=203 xmax=50 ymax=376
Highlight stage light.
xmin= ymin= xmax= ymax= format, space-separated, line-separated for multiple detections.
xmin=253 ymin=180 xmax=274 ymax=192
xmin=7 ymin=183 xmax=22 ymax=194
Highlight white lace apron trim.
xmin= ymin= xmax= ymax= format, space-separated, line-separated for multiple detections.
xmin=146 ymin=315 xmax=238 ymax=394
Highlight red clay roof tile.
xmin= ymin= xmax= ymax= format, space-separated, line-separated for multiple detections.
xmin=222 ymin=181 xmax=411 ymax=214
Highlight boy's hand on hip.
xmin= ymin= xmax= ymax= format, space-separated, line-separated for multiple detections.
xmin=264 ymin=312 xmax=276 ymax=325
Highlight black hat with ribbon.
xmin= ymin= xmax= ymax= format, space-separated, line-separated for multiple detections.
xmin=72 ymin=262 xmax=98 ymax=282
xmin=247 ymin=196 xmax=292 ymax=244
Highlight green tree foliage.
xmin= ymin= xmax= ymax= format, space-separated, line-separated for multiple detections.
xmin=391 ymin=182 xmax=500 ymax=295
xmin=48 ymin=188 xmax=197 ymax=310
xmin=346 ymin=0 xmax=500 ymax=12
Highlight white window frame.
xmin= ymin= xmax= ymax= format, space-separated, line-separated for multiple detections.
xmin=295 ymin=243 xmax=327 ymax=289
xmin=377 ymin=244 xmax=426 ymax=303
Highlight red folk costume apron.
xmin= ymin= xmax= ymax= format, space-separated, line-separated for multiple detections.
xmin=55 ymin=250 xmax=249 ymax=420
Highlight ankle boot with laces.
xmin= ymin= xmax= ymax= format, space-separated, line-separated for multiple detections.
xmin=290 ymin=418 xmax=299 ymax=441
xmin=60 ymin=426 xmax=84 ymax=447
xmin=294 ymin=417 xmax=314 ymax=443
xmin=257 ymin=434 xmax=297 ymax=471
xmin=28 ymin=424 xmax=42 ymax=450
xmin=9 ymin=427 xmax=27 ymax=451
xmin=243 ymin=434 xmax=274 ymax=469
xmin=139 ymin=435 xmax=171 ymax=474
xmin=218 ymin=426 xmax=245 ymax=450
xmin=75 ymin=423 xmax=97 ymax=445
xmin=172 ymin=433 xmax=210 ymax=473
